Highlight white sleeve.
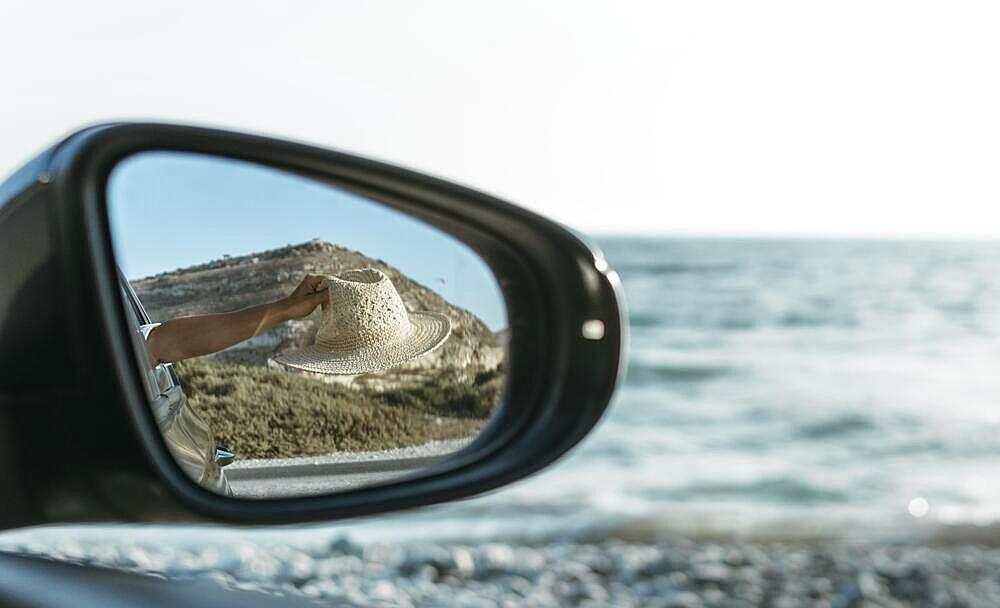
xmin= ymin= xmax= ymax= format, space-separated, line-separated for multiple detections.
xmin=140 ymin=322 xmax=162 ymax=341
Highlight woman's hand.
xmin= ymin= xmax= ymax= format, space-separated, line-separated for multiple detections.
xmin=278 ymin=274 xmax=329 ymax=321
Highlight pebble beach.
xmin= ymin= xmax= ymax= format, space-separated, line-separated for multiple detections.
xmin=6 ymin=533 xmax=1000 ymax=607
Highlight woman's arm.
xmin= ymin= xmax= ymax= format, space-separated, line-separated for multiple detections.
xmin=145 ymin=274 xmax=327 ymax=365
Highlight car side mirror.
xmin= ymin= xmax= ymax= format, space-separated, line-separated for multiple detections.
xmin=0 ymin=123 xmax=625 ymax=527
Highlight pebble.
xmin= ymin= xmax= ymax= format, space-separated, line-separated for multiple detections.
xmin=5 ymin=536 xmax=1000 ymax=607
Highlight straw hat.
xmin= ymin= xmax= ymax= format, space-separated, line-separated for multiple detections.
xmin=274 ymin=268 xmax=451 ymax=375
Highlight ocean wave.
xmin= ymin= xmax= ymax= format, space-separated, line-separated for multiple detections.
xmin=644 ymin=477 xmax=850 ymax=505
xmin=614 ymin=262 xmax=740 ymax=276
xmin=629 ymin=314 xmax=759 ymax=331
xmin=631 ymin=312 xmax=863 ymax=331
xmin=795 ymin=414 xmax=876 ymax=439
xmin=626 ymin=361 xmax=736 ymax=385
xmin=716 ymin=316 xmax=757 ymax=330
xmin=779 ymin=311 xmax=860 ymax=328
xmin=857 ymin=433 xmax=1000 ymax=459
xmin=629 ymin=312 xmax=665 ymax=328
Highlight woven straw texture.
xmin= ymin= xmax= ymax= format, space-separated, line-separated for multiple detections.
xmin=275 ymin=268 xmax=451 ymax=375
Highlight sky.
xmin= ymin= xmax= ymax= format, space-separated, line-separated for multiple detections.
xmin=2 ymin=2 xmax=1000 ymax=237
xmin=108 ymin=152 xmax=507 ymax=330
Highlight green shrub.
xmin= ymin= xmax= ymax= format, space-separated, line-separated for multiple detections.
xmin=175 ymin=357 xmax=501 ymax=459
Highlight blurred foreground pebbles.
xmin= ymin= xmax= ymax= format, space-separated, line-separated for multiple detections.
xmin=4 ymin=536 xmax=1000 ymax=607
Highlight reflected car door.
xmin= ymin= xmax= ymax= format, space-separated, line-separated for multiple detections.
xmin=118 ymin=274 xmax=233 ymax=496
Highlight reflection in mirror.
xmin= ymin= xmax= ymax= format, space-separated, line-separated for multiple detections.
xmin=107 ymin=152 xmax=508 ymax=499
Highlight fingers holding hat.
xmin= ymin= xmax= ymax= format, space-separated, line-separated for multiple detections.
xmin=312 ymin=276 xmax=332 ymax=309
xmin=282 ymin=274 xmax=330 ymax=320
xmin=300 ymin=273 xmax=328 ymax=294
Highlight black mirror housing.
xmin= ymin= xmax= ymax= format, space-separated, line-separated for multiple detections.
xmin=0 ymin=123 xmax=625 ymax=527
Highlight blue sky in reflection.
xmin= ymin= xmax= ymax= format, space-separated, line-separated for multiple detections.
xmin=108 ymin=151 xmax=506 ymax=330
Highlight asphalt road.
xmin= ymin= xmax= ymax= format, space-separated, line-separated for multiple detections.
xmin=225 ymin=455 xmax=448 ymax=498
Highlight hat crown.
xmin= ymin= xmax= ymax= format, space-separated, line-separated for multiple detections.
xmin=315 ymin=269 xmax=412 ymax=351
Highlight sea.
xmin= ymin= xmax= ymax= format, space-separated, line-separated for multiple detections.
xmin=8 ymin=237 xmax=1000 ymax=548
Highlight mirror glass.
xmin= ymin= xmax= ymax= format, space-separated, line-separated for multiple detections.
xmin=106 ymin=151 xmax=508 ymax=498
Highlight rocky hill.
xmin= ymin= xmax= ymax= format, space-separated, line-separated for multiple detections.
xmin=132 ymin=239 xmax=505 ymax=390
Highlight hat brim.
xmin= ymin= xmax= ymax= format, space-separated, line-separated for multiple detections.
xmin=272 ymin=311 xmax=451 ymax=375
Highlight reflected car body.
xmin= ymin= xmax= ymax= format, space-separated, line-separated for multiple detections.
xmin=120 ymin=275 xmax=233 ymax=496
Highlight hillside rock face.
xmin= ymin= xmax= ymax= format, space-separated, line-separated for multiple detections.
xmin=132 ymin=240 xmax=505 ymax=389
